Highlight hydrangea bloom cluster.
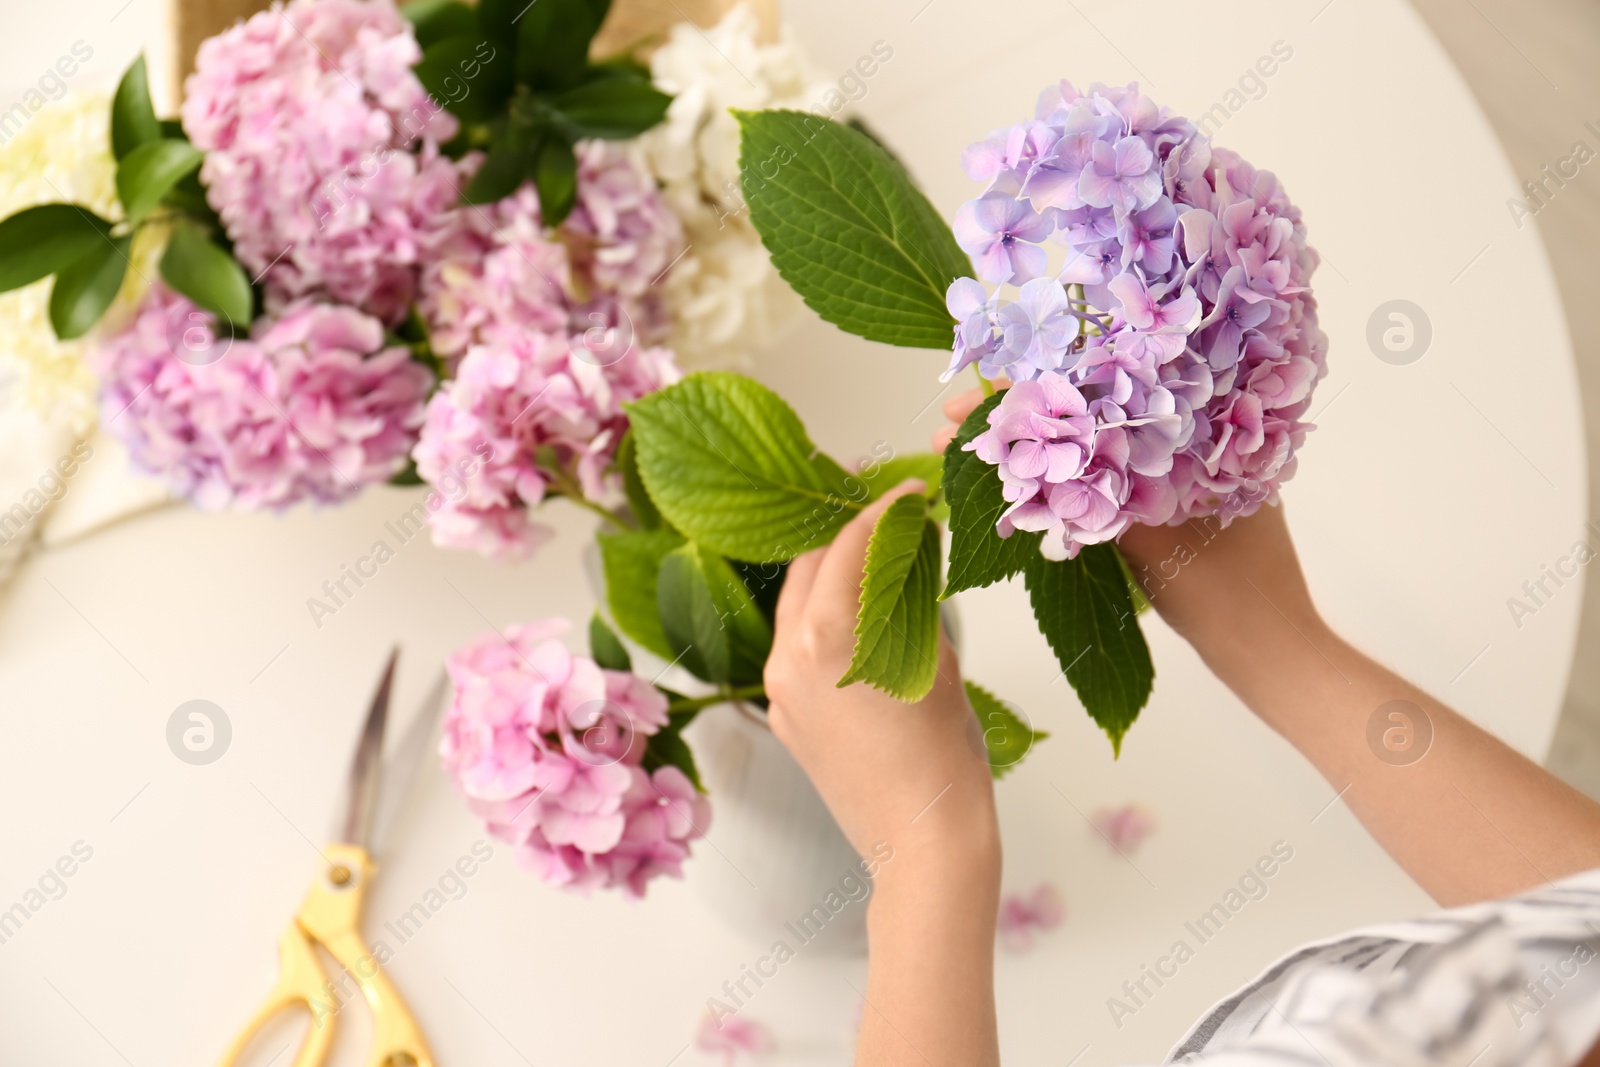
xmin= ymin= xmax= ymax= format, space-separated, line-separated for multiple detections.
xmin=412 ymin=158 xmax=682 ymax=560
xmin=440 ymin=619 xmax=709 ymax=898
xmin=181 ymin=0 xmax=464 ymax=325
xmin=639 ymin=6 xmax=839 ymax=369
xmin=949 ymin=81 xmax=1327 ymax=559
xmin=92 ymin=288 xmax=431 ymax=509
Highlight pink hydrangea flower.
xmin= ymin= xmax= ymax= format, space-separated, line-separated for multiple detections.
xmin=92 ymin=286 xmax=431 ymax=509
xmin=997 ymin=883 xmax=1065 ymax=953
xmin=419 ymin=146 xmax=684 ymax=364
xmin=1090 ymin=803 xmax=1157 ymax=854
xmin=564 ymin=140 xmax=685 ymax=343
xmin=411 ymin=329 xmax=679 ymax=560
xmin=182 ymin=0 xmax=466 ymax=324
xmin=440 ymin=619 xmax=709 ymax=898
xmin=411 ymin=150 xmax=686 ymax=559
xmin=696 ymin=1011 xmax=772 ymax=1065
xmin=951 ymin=82 xmax=1328 ymax=559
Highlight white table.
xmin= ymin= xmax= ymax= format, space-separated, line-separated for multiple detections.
xmin=0 ymin=0 xmax=1586 ymax=1064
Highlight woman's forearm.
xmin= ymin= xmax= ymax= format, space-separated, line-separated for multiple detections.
xmin=1197 ymin=608 xmax=1600 ymax=907
xmin=857 ymin=830 xmax=1003 ymax=1067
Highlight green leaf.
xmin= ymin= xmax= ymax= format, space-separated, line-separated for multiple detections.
xmin=400 ymin=0 xmax=479 ymax=47
xmin=475 ymin=0 xmax=522 ymax=65
xmin=941 ymin=393 xmax=1042 ymax=598
xmin=643 ymin=709 xmax=704 ymax=792
xmin=627 ymin=372 xmax=860 ymax=563
xmin=588 ymin=611 xmax=632 ymax=671
xmin=111 ymin=55 xmax=162 ymax=160
xmin=534 ymin=136 xmax=577 ymax=226
xmin=159 ymin=222 xmax=253 ymax=327
xmin=462 ymin=124 xmax=538 ymax=205
xmin=597 ymin=527 xmax=684 ymax=660
xmin=1024 ymin=544 xmax=1153 ymax=756
xmin=0 ymin=204 xmax=114 ymax=293
xmin=965 ymin=680 xmax=1047 ymax=779
xmin=734 ymin=109 xmax=969 ymax=350
xmin=389 ymin=459 xmax=424 ymax=486
xmin=583 ymin=0 xmax=614 ymax=31
xmin=516 ymin=0 xmax=600 ymax=90
xmin=49 ymin=235 xmax=130 ymax=340
xmin=838 ymin=493 xmax=942 ymax=701
xmin=551 ymin=79 xmax=671 ymax=140
xmin=116 ymin=139 xmax=204 ymax=225
xmin=657 ymin=542 xmax=772 ymax=685
xmin=416 ymin=35 xmax=512 ymax=123
xmin=864 ymin=452 xmax=943 ymax=500
xmin=1115 ymin=545 xmax=1152 ymax=615
xmin=615 ymin=430 xmax=662 ymax=530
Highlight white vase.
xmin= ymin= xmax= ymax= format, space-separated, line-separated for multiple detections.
xmin=681 ymin=701 xmax=871 ymax=954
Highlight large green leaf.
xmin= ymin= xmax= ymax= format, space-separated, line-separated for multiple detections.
xmin=1025 ymin=544 xmax=1153 ymax=756
xmin=551 ymin=79 xmax=671 ymax=140
xmin=400 ymin=0 xmax=479 ymax=48
xmin=588 ymin=611 xmax=631 ymax=671
xmin=117 ymin=139 xmax=203 ymax=225
xmin=657 ymin=542 xmax=772 ymax=685
xmin=864 ymin=452 xmax=943 ymax=500
xmin=626 ymin=372 xmax=860 ymax=563
xmin=0 ymin=205 xmax=114 ymax=293
xmin=597 ymin=527 xmax=684 ymax=660
xmin=516 ymin=0 xmax=599 ymax=90
xmin=159 ymin=222 xmax=253 ymax=327
xmin=733 ymin=109 xmax=969 ymax=350
xmin=475 ymin=0 xmax=522 ymax=64
xmin=838 ymin=493 xmax=943 ymax=701
xmin=416 ymin=35 xmax=511 ymax=123
xmin=534 ymin=136 xmax=577 ymax=226
xmin=614 ymin=430 xmax=662 ymax=530
xmin=49 ymin=235 xmax=131 ymax=340
xmin=965 ymin=680 xmax=1047 ymax=779
xmin=462 ymin=122 xmax=539 ymax=205
xmin=941 ymin=392 xmax=1043 ymax=598
xmin=111 ymin=55 xmax=162 ymax=160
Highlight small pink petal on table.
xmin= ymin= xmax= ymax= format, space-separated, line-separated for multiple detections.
xmin=997 ymin=883 xmax=1065 ymax=953
xmin=696 ymin=1011 xmax=772 ymax=1064
xmin=1090 ymin=803 xmax=1156 ymax=854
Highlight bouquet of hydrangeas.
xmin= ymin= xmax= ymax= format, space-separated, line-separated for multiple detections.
xmin=0 ymin=0 xmax=1323 ymax=897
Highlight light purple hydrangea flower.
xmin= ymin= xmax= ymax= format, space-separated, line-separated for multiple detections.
xmin=92 ymin=286 xmax=432 ymax=510
xmin=182 ymin=0 xmax=465 ymax=325
xmin=440 ymin=618 xmax=709 ymax=898
xmin=947 ymin=81 xmax=1327 ymax=559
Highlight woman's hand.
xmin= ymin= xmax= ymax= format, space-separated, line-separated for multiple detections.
xmin=763 ymin=478 xmax=1002 ymax=1066
xmin=763 ymin=480 xmax=1000 ymax=886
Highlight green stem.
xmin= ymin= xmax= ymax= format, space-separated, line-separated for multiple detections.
xmin=566 ymin=490 xmax=635 ymax=530
xmin=543 ymin=463 xmax=638 ymax=530
xmin=976 ymin=366 xmax=995 ymax=397
xmin=667 ymin=684 xmax=766 ymax=714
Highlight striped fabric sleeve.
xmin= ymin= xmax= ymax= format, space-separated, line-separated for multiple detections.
xmin=1158 ymin=867 xmax=1600 ymax=1067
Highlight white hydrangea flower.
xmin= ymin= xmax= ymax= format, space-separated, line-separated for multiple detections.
xmin=641 ymin=5 xmax=841 ymax=369
xmin=0 ymin=89 xmax=161 ymax=437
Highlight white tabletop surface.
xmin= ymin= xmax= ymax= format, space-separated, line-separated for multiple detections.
xmin=0 ymin=0 xmax=1588 ymax=1065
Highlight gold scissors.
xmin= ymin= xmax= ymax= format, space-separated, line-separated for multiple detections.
xmin=220 ymin=649 xmax=445 ymax=1067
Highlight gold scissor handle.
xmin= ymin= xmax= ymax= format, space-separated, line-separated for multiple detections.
xmin=219 ymin=843 xmax=435 ymax=1067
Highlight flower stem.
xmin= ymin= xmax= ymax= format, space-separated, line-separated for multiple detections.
xmin=976 ymin=366 xmax=995 ymax=397
xmin=542 ymin=463 xmax=638 ymax=530
xmin=667 ymin=684 xmax=767 ymax=714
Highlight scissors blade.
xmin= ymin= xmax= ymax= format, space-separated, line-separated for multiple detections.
xmin=371 ymin=670 xmax=450 ymax=854
xmin=334 ymin=646 xmax=397 ymax=850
